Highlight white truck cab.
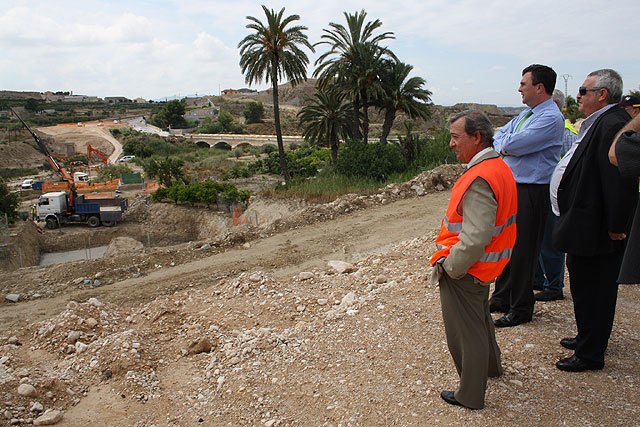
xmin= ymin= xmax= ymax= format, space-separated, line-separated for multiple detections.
xmin=37 ymin=192 xmax=68 ymax=219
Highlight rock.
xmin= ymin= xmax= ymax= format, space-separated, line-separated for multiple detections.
xmin=296 ymin=304 xmax=306 ymax=312
xmin=75 ymin=341 xmax=88 ymax=353
xmin=435 ymin=183 xmax=446 ymax=191
xmin=298 ymin=272 xmax=315 ymax=280
xmin=87 ymin=298 xmax=103 ymax=307
xmin=34 ymin=409 xmax=63 ymax=426
xmin=375 ymin=275 xmax=387 ymax=284
xmin=187 ymin=338 xmax=213 ymax=355
xmin=410 ymin=185 xmax=425 ymax=196
xmin=249 ymin=273 xmax=262 ymax=283
xmin=67 ymin=331 xmax=81 ymax=344
xmin=200 ymin=243 xmax=211 ymax=251
xmin=7 ymin=336 xmax=20 ymax=345
xmin=341 ymin=292 xmax=357 ymax=307
xmin=327 ymin=260 xmax=358 ymax=274
xmin=5 ymin=293 xmax=20 ymax=303
xmin=18 ymin=383 xmax=36 ymax=397
xmin=317 ymin=298 xmax=328 ymax=306
xmin=85 ymin=318 xmax=99 ymax=328
xmin=30 ymin=402 xmax=44 ymax=412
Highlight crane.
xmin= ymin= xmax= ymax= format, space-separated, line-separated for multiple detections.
xmin=9 ymin=107 xmax=77 ymax=212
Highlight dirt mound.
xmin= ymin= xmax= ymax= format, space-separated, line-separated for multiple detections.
xmin=103 ymin=237 xmax=144 ymax=258
xmin=0 ymin=140 xmax=44 ymax=169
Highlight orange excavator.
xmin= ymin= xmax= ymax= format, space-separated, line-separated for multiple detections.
xmin=87 ymin=144 xmax=109 ymax=165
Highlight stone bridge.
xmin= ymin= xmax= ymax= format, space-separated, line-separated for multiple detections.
xmin=185 ymin=133 xmax=305 ymax=149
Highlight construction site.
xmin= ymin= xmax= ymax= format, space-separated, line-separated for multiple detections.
xmin=0 ymin=112 xmax=639 ymax=427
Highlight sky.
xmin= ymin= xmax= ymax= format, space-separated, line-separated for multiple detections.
xmin=1 ymin=0 xmax=639 ymax=107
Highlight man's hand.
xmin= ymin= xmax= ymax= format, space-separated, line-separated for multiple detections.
xmin=608 ymin=231 xmax=627 ymax=241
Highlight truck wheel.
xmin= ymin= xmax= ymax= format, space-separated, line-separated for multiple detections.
xmin=45 ymin=218 xmax=59 ymax=229
xmin=102 ymin=220 xmax=115 ymax=227
xmin=87 ymin=216 xmax=101 ymax=228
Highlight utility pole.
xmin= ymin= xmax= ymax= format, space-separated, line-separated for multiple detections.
xmin=560 ymin=74 xmax=572 ymax=97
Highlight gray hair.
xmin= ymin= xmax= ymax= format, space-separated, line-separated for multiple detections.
xmin=552 ymin=89 xmax=566 ymax=109
xmin=588 ymin=69 xmax=623 ymax=104
xmin=449 ymin=110 xmax=494 ymax=148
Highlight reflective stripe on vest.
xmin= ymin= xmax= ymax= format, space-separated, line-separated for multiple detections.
xmin=443 ymin=213 xmax=517 ymax=236
xmin=430 ymin=156 xmax=518 ymax=283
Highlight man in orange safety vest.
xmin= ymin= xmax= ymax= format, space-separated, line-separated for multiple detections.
xmin=429 ymin=110 xmax=518 ymax=409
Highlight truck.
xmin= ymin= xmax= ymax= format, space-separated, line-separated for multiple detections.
xmin=37 ymin=191 xmax=128 ymax=229
xmin=10 ymin=107 xmax=128 ymax=229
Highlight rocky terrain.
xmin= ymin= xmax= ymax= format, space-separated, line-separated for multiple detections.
xmin=1 ymin=163 xmax=639 ymax=426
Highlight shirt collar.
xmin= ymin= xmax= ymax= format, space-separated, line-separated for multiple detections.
xmin=578 ymin=104 xmax=616 ymax=139
xmin=467 ymin=147 xmax=494 ymax=169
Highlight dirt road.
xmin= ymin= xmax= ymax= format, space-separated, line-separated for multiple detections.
xmin=0 ymin=192 xmax=450 ymax=333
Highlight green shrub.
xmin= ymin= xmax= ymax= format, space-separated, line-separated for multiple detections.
xmin=336 ymin=142 xmax=406 ymax=181
xmin=408 ymin=127 xmax=458 ymax=170
xmin=152 ymin=180 xmax=250 ymax=208
xmin=0 ymin=180 xmax=19 ymax=223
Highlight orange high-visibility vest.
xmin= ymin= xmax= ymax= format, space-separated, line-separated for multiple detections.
xmin=430 ymin=156 xmax=518 ymax=283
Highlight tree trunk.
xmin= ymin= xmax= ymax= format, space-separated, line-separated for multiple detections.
xmin=271 ymin=64 xmax=290 ymax=182
xmin=351 ymin=99 xmax=362 ymax=142
xmin=330 ymin=136 xmax=338 ymax=166
xmin=361 ymin=89 xmax=369 ymax=144
xmin=380 ymin=107 xmax=396 ymax=144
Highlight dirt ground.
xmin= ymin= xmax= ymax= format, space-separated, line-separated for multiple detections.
xmin=1 ymin=120 xmax=639 ymax=426
xmin=1 ymin=167 xmax=639 ymax=426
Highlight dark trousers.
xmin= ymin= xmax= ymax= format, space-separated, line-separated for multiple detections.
xmin=491 ymin=184 xmax=549 ymax=318
xmin=534 ymin=211 xmax=565 ymax=293
xmin=439 ymin=273 xmax=502 ymax=409
xmin=567 ymin=251 xmax=622 ymax=365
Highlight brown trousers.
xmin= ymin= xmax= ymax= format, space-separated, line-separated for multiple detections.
xmin=439 ymin=273 xmax=503 ymax=409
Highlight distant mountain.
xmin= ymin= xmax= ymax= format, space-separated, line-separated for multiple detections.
xmin=498 ymin=106 xmax=526 ymax=116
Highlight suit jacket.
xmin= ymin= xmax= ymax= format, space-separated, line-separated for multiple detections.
xmin=616 ymin=130 xmax=640 ymax=283
xmin=554 ymin=105 xmax=637 ymax=256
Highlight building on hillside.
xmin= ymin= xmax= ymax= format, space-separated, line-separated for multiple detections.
xmin=105 ymin=96 xmax=130 ymax=103
xmin=63 ymin=95 xmax=101 ymax=103
xmin=134 ymin=98 xmax=147 ymax=104
xmin=221 ymin=88 xmax=258 ymax=96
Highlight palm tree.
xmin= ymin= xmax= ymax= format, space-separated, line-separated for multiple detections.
xmin=238 ymin=6 xmax=313 ymax=181
xmin=297 ymin=86 xmax=354 ymax=165
xmin=313 ymin=10 xmax=395 ymax=143
xmin=377 ymin=60 xmax=432 ymax=143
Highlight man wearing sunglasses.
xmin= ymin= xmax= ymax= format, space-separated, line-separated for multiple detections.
xmin=552 ymin=69 xmax=637 ymax=372
xmin=490 ymin=64 xmax=564 ymax=328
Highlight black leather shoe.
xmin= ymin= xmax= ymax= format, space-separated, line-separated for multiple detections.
xmin=440 ymin=390 xmax=463 ymax=407
xmin=560 ymin=337 xmax=577 ymax=350
xmin=556 ymin=355 xmax=604 ymax=372
xmin=535 ymin=290 xmax=564 ymax=301
xmin=489 ymin=300 xmax=509 ymax=313
xmin=494 ymin=311 xmax=532 ymax=328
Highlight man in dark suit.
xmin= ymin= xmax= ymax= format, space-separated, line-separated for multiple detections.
xmin=552 ymin=69 xmax=638 ymax=371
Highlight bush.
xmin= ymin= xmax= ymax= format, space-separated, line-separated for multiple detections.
xmin=336 ymin=142 xmax=406 ymax=181
xmin=406 ymin=127 xmax=458 ymax=170
xmin=152 ymin=180 xmax=250 ymax=208
xmin=0 ymin=180 xmax=19 ymax=223
xmin=243 ymin=101 xmax=265 ymax=124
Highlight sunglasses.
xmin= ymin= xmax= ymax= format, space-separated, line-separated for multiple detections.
xmin=579 ymin=86 xmax=602 ymax=96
